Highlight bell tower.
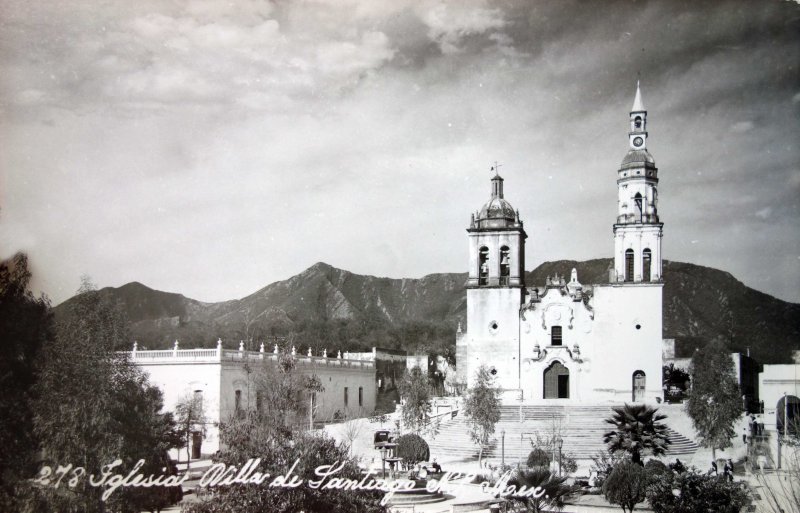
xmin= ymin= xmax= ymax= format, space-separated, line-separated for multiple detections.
xmin=462 ymin=168 xmax=526 ymax=390
xmin=613 ymin=82 xmax=663 ymax=283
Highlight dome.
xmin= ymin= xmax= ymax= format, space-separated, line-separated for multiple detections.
xmin=620 ymin=149 xmax=656 ymax=170
xmin=473 ymin=174 xmax=518 ymax=228
xmin=478 ymin=197 xmax=516 ymax=222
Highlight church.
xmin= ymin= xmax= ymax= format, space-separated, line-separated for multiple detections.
xmin=456 ymin=84 xmax=664 ymax=404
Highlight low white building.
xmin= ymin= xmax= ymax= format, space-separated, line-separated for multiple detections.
xmin=128 ymin=340 xmax=376 ymax=458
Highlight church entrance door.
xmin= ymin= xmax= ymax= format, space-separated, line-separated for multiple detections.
xmin=633 ymin=371 xmax=646 ymax=402
xmin=544 ymin=361 xmax=569 ymax=399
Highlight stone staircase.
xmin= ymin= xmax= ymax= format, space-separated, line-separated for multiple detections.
xmin=427 ymin=404 xmax=698 ymax=464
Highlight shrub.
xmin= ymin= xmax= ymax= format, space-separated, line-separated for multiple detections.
xmin=644 ymin=459 xmax=669 ymax=483
xmin=603 ymin=459 xmax=648 ymax=512
xmin=527 ymin=447 xmax=551 ymax=468
xmin=646 ymin=468 xmax=751 ymax=513
xmin=396 ymin=433 xmax=430 ymax=467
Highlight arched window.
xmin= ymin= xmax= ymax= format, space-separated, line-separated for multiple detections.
xmin=634 ymin=193 xmax=643 ymax=222
xmin=625 ymin=249 xmax=634 ymax=282
xmin=777 ymin=395 xmax=800 ymax=436
xmin=499 ymin=246 xmax=510 ymax=285
xmin=479 ymin=246 xmax=489 ymax=286
xmin=632 ymin=371 xmax=646 ymax=402
xmin=544 ymin=361 xmax=569 ymax=399
xmin=642 ymin=249 xmax=652 ymax=283
xmin=634 ymin=116 xmax=642 ymax=129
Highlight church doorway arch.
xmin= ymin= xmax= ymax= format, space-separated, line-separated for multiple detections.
xmin=776 ymin=395 xmax=800 ymax=436
xmin=544 ymin=361 xmax=569 ymax=399
xmin=632 ymin=371 xmax=646 ymax=402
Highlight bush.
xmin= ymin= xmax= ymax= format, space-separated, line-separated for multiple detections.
xmin=644 ymin=459 xmax=669 ymax=483
xmin=646 ymin=468 xmax=751 ymax=513
xmin=527 ymin=447 xmax=551 ymax=468
xmin=603 ymin=459 xmax=648 ymax=513
xmin=396 ymin=433 xmax=430 ymax=467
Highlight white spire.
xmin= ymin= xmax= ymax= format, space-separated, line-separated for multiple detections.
xmin=632 ymin=80 xmax=645 ymax=112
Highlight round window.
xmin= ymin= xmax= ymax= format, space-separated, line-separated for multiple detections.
xmin=489 ymin=321 xmax=499 ymax=334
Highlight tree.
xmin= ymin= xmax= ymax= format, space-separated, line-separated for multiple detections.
xmin=0 ymin=254 xmax=52 ymax=510
xmin=603 ymin=459 xmax=648 ymax=512
xmin=527 ymin=448 xmax=550 ymax=468
xmin=463 ymin=365 xmax=501 ymax=467
xmin=30 ymin=277 xmax=182 ymax=513
xmin=507 ymin=467 xmax=579 ymax=513
xmin=686 ymin=338 xmax=742 ymax=459
xmin=396 ymin=434 xmax=430 ymax=467
xmin=646 ymin=468 xmax=751 ymax=513
xmin=603 ymin=404 xmax=670 ymax=465
xmin=397 ymin=366 xmax=433 ymax=434
xmin=175 ymin=392 xmax=207 ymax=471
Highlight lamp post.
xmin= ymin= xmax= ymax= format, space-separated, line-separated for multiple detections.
xmin=501 ymin=429 xmax=506 ymax=468
xmin=380 ymin=445 xmax=387 ymax=479
xmin=557 ymin=437 xmax=563 ymax=477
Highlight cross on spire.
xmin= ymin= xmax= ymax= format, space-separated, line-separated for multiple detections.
xmin=491 ymin=161 xmax=502 ymax=177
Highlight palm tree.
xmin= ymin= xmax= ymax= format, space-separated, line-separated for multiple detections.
xmin=506 ymin=467 xmax=579 ymax=513
xmin=603 ymin=403 xmax=670 ymax=464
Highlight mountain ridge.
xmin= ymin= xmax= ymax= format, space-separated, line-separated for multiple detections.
xmin=55 ymin=259 xmax=800 ymax=364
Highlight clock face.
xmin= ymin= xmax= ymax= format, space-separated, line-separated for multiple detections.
xmin=633 ymin=136 xmax=644 ymax=148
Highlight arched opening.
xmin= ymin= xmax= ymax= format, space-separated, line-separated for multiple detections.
xmin=634 ymin=116 xmax=642 ymax=129
xmin=499 ymin=246 xmax=510 ymax=285
xmin=625 ymin=249 xmax=634 ymax=282
xmin=777 ymin=395 xmax=800 ymax=436
xmin=634 ymin=193 xmax=643 ymax=222
xmin=479 ymin=246 xmax=489 ymax=286
xmin=642 ymin=249 xmax=652 ymax=282
xmin=543 ymin=361 xmax=569 ymax=399
xmin=632 ymin=371 xmax=646 ymax=402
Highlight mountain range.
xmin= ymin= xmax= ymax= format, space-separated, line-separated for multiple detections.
xmin=55 ymin=259 xmax=800 ymax=365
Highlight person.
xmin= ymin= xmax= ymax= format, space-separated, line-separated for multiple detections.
xmin=742 ymin=427 xmax=748 ymax=444
xmin=710 ymin=460 xmax=718 ymax=476
xmin=725 ymin=459 xmax=734 ymax=482
xmin=672 ymin=459 xmax=685 ymax=473
xmin=418 ymin=466 xmax=428 ymax=480
xmin=431 ymin=459 xmax=442 ymax=474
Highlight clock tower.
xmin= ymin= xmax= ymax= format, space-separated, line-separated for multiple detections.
xmin=613 ymin=82 xmax=663 ymax=283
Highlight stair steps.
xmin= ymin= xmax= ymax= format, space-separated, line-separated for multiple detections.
xmin=427 ymin=404 xmax=698 ymax=462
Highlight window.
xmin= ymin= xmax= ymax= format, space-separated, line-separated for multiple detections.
xmin=344 ymin=387 xmax=349 ymax=407
xmin=256 ymin=390 xmax=263 ymax=412
xmin=551 ymin=326 xmax=563 ymax=346
xmin=193 ymin=390 xmax=203 ymax=411
xmin=358 ymin=387 xmax=363 ymax=407
xmin=634 ymin=116 xmax=642 ymax=129
xmin=625 ymin=249 xmax=634 ymax=282
xmin=479 ymin=247 xmax=489 ymax=286
xmin=235 ymin=390 xmax=241 ymax=412
xmin=642 ymin=249 xmax=652 ymax=282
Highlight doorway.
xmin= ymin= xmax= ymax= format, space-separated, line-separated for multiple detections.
xmin=544 ymin=361 xmax=569 ymax=399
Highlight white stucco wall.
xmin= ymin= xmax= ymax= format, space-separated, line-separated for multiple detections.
xmin=131 ymin=348 xmax=376 ymax=458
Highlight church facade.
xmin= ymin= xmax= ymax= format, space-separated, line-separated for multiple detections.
xmin=456 ymin=85 xmax=664 ymax=404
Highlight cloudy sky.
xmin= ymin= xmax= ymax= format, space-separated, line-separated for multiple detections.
xmin=1 ymin=0 xmax=798 ymax=305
